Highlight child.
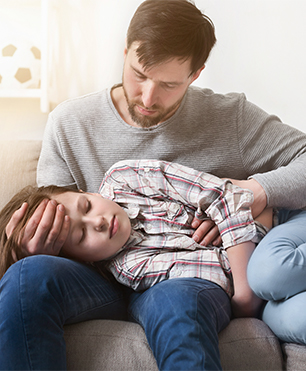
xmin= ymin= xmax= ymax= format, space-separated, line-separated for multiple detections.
xmin=0 ymin=159 xmax=270 ymax=317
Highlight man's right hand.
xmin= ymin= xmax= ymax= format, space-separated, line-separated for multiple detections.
xmin=6 ymin=199 xmax=70 ymax=259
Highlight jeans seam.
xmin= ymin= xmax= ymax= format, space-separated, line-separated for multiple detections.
xmin=195 ymin=288 xmax=206 ymax=370
xmin=19 ymin=259 xmax=34 ymax=371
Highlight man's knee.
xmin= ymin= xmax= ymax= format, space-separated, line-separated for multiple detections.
xmin=248 ymin=235 xmax=306 ymax=301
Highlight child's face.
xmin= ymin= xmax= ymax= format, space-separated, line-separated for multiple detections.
xmin=53 ymin=191 xmax=131 ymax=261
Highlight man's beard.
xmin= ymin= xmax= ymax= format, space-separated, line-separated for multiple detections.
xmin=122 ymin=85 xmax=183 ymax=129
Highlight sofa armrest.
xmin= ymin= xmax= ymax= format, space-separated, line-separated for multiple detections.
xmin=0 ymin=140 xmax=42 ymax=210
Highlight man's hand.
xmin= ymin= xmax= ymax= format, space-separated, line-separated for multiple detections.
xmin=191 ymin=217 xmax=222 ymax=246
xmin=6 ymin=199 xmax=70 ymax=259
xmin=227 ymin=178 xmax=267 ymax=218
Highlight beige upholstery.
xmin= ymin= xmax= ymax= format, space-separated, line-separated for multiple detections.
xmin=283 ymin=343 xmax=306 ymax=371
xmin=0 ymin=140 xmax=41 ymax=210
xmin=0 ymin=139 xmax=304 ymax=370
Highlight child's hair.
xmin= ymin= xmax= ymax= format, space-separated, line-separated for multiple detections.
xmin=0 ymin=185 xmax=78 ymax=279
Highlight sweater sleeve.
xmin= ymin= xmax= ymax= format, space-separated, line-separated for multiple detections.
xmin=37 ymin=113 xmax=77 ymax=188
xmin=237 ymin=95 xmax=306 ymax=209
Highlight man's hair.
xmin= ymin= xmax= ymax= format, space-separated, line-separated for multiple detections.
xmin=0 ymin=185 xmax=76 ymax=279
xmin=126 ymin=0 xmax=216 ymax=75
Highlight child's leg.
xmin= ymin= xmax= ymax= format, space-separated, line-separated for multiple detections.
xmin=0 ymin=255 xmax=127 ymax=370
xmin=248 ymin=209 xmax=306 ymax=301
xmin=128 ymin=278 xmax=231 ymax=371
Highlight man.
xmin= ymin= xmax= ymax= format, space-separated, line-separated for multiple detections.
xmin=1 ymin=1 xmax=306 ymax=370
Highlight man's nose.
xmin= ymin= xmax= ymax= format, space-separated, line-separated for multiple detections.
xmin=142 ymin=81 xmax=158 ymax=108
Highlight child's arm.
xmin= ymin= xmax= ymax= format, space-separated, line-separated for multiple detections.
xmin=226 ymin=241 xmax=262 ymax=318
xmin=226 ymin=208 xmax=273 ymax=318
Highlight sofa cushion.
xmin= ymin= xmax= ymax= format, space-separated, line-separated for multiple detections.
xmin=283 ymin=342 xmax=306 ymax=371
xmin=64 ymin=320 xmax=158 ymax=371
xmin=219 ymin=318 xmax=283 ymax=370
xmin=0 ymin=140 xmax=41 ymax=210
xmin=64 ymin=318 xmax=284 ymax=371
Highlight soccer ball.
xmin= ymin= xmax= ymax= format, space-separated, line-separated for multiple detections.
xmin=0 ymin=40 xmax=41 ymax=89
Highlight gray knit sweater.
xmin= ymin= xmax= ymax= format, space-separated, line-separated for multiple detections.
xmin=37 ymin=86 xmax=306 ymax=209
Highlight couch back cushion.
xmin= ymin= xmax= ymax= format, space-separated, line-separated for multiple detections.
xmin=0 ymin=140 xmax=42 ymax=210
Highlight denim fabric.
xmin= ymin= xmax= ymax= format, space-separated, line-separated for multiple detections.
xmin=128 ymin=278 xmax=231 ymax=370
xmin=0 ymin=256 xmax=127 ymax=370
xmin=248 ymin=209 xmax=306 ymax=344
xmin=0 ymin=256 xmax=231 ymax=370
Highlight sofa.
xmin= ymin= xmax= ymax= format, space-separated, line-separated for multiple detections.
xmin=1 ymin=139 xmax=306 ymax=371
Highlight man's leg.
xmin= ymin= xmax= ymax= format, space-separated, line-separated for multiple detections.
xmin=128 ymin=278 xmax=231 ymax=371
xmin=247 ymin=209 xmax=306 ymax=345
xmin=248 ymin=209 xmax=306 ymax=301
xmin=0 ymin=255 xmax=127 ymax=370
xmin=262 ymin=291 xmax=306 ymax=345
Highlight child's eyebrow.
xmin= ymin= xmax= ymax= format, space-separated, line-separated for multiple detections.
xmin=76 ymin=194 xmax=86 ymax=215
xmin=76 ymin=195 xmax=82 ymax=212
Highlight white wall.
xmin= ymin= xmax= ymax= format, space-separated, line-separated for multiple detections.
xmin=196 ymin=0 xmax=306 ymax=132
xmin=1 ymin=0 xmax=305 ymax=140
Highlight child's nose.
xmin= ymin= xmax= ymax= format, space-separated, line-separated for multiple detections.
xmin=92 ymin=215 xmax=106 ymax=232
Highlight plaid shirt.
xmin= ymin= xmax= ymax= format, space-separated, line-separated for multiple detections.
xmin=99 ymin=160 xmax=266 ymax=296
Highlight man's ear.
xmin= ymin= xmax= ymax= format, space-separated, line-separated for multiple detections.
xmin=190 ymin=65 xmax=205 ymax=84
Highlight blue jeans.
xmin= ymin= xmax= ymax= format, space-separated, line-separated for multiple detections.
xmin=0 ymin=256 xmax=231 ymax=370
xmin=129 ymin=278 xmax=231 ymax=370
xmin=248 ymin=209 xmax=306 ymax=344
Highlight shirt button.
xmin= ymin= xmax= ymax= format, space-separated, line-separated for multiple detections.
xmin=146 ymin=224 xmax=153 ymax=230
xmin=144 ymin=167 xmax=150 ymax=173
xmin=172 ymin=225 xmax=179 ymax=231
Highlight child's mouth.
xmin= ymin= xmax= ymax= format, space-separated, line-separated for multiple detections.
xmin=110 ymin=216 xmax=118 ymax=238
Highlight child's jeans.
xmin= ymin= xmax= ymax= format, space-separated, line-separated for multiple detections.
xmin=0 ymin=255 xmax=230 ymax=370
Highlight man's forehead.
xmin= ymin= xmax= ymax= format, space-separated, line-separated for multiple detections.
xmin=127 ymin=43 xmax=193 ymax=79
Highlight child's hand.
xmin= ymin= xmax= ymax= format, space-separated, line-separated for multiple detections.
xmin=191 ymin=217 xmax=222 ymax=246
xmin=6 ymin=199 xmax=70 ymax=259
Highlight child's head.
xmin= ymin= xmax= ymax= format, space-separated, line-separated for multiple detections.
xmin=52 ymin=190 xmax=131 ymax=261
xmin=0 ymin=185 xmax=131 ymax=278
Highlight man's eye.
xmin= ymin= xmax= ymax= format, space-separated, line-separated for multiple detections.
xmin=135 ymin=72 xmax=146 ymax=80
xmin=163 ymin=83 xmax=176 ymax=90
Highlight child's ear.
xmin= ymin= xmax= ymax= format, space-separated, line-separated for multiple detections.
xmin=11 ymin=249 xmax=17 ymax=263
